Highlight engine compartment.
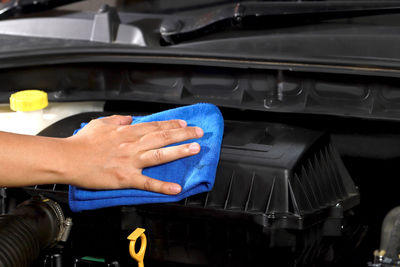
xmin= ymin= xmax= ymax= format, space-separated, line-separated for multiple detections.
xmin=3 ymin=102 xmax=392 ymax=267
xmin=1 ymin=63 xmax=400 ymax=267
xmin=14 ymin=111 xmax=357 ymax=266
xmin=2 ymin=2 xmax=400 ymax=265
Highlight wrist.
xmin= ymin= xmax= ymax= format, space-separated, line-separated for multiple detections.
xmin=31 ymin=137 xmax=73 ymax=186
xmin=54 ymin=137 xmax=79 ymax=186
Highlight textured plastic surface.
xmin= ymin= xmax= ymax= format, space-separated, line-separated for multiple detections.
xmin=3 ymin=6 xmax=400 ymax=125
xmin=29 ymin=111 xmax=359 ymax=226
xmin=3 ymin=63 xmax=400 ymax=122
xmin=26 ymin=111 xmax=360 ymax=266
xmin=133 ymin=120 xmax=359 ymax=229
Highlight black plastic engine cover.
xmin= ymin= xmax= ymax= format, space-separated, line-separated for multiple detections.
xmin=26 ymin=111 xmax=360 ymax=266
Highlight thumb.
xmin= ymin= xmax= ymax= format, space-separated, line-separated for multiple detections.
xmin=101 ymin=115 xmax=132 ymax=125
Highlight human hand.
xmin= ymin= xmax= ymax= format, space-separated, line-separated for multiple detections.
xmin=62 ymin=115 xmax=203 ymax=194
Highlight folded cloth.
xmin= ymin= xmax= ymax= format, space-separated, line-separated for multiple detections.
xmin=69 ymin=103 xmax=224 ymax=212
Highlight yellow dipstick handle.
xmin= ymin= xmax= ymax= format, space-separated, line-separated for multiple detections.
xmin=127 ymin=228 xmax=147 ymax=267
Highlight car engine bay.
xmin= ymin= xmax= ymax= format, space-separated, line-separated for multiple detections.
xmin=1 ymin=1 xmax=400 ymax=266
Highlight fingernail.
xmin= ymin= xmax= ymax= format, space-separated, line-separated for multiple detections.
xmin=195 ymin=127 xmax=204 ymax=137
xmin=189 ymin=142 xmax=200 ymax=153
xmin=170 ymin=184 xmax=181 ymax=194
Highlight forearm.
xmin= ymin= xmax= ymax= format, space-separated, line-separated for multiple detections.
xmin=0 ymin=131 xmax=68 ymax=187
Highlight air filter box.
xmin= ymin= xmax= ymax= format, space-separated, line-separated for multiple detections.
xmin=26 ymin=112 xmax=360 ymax=267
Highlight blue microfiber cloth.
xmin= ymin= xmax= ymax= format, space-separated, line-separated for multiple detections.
xmin=69 ymin=103 xmax=224 ymax=212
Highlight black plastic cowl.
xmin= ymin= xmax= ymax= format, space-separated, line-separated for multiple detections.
xmin=0 ymin=197 xmax=64 ymax=267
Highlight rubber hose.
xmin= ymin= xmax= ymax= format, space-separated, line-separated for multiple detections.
xmin=0 ymin=197 xmax=63 ymax=267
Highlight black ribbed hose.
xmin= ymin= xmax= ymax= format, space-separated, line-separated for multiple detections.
xmin=0 ymin=197 xmax=63 ymax=267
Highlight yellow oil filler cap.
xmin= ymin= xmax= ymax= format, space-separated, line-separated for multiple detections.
xmin=10 ymin=90 xmax=48 ymax=112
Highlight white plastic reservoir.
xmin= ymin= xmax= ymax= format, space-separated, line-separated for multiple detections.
xmin=0 ymin=90 xmax=104 ymax=135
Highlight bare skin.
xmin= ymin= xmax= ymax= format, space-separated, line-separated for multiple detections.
xmin=0 ymin=115 xmax=203 ymax=195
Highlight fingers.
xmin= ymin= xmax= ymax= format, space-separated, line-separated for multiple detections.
xmin=132 ymin=174 xmax=182 ymax=195
xmin=136 ymin=119 xmax=187 ymax=133
xmin=138 ymin=142 xmax=201 ymax=168
xmin=139 ymin=126 xmax=204 ymax=151
xmin=100 ymin=115 xmax=132 ymax=125
xmin=117 ymin=119 xmax=187 ymax=138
